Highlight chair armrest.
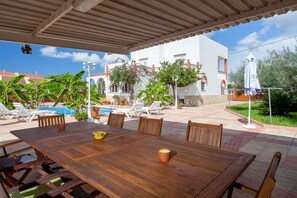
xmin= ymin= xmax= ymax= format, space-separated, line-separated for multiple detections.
xmin=0 ymin=140 xmax=23 ymax=148
xmin=8 ymin=146 xmax=33 ymax=156
xmin=13 ymin=158 xmax=53 ymax=170
xmin=36 ymin=171 xmax=75 ymax=184
xmin=47 ymin=178 xmax=86 ymax=197
xmin=233 ymin=181 xmax=257 ymax=196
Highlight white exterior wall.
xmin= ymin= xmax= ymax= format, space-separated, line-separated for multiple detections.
xmin=132 ymin=35 xmax=228 ymax=98
xmin=90 ymin=35 xmax=228 ymax=105
xmin=198 ymin=36 xmax=228 ymax=95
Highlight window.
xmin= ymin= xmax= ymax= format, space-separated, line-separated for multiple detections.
xmin=174 ymin=53 xmax=186 ymax=61
xmin=221 ymin=80 xmax=226 ymax=95
xmin=121 ymin=83 xmax=131 ymax=93
xmin=218 ymin=57 xmax=226 ymax=73
xmin=139 ymin=58 xmax=148 ymax=66
xmin=201 ymin=82 xmax=206 ymax=92
xmin=201 ymin=76 xmax=207 ymax=92
xmin=110 ymin=84 xmax=118 ymax=93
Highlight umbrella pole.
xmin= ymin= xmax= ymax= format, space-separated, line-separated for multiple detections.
xmin=248 ymin=94 xmax=251 ymax=125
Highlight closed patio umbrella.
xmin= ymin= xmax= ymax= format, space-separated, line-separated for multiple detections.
xmin=243 ymin=52 xmax=260 ymax=128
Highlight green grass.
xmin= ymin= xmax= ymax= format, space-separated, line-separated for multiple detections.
xmin=229 ymin=103 xmax=297 ymax=127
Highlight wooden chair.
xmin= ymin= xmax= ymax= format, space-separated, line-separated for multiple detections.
xmin=137 ymin=117 xmax=163 ymax=136
xmin=38 ymin=114 xmax=65 ymax=127
xmin=228 ymin=152 xmax=282 ymax=198
xmin=0 ymin=165 xmax=85 ymax=198
xmin=0 ymin=140 xmax=36 ymax=187
xmin=107 ymin=113 xmax=125 ymax=128
xmin=186 ymin=121 xmax=223 ymax=147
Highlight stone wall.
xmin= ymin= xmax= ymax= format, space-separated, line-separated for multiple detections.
xmin=185 ymin=95 xmax=227 ymax=106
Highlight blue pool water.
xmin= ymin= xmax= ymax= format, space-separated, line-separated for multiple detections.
xmin=38 ymin=105 xmax=113 ymax=116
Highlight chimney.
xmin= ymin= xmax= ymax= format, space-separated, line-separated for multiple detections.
xmin=106 ymin=65 xmax=109 ymax=77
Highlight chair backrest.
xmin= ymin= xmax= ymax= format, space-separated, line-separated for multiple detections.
xmin=38 ymin=114 xmax=65 ymax=127
xmin=107 ymin=113 xmax=125 ymax=128
xmin=186 ymin=121 xmax=223 ymax=147
xmin=0 ymin=102 xmax=10 ymax=114
xmin=137 ymin=117 xmax=163 ymax=136
xmin=151 ymin=101 xmax=161 ymax=108
xmin=0 ymin=180 xmax=10 ymax=198
xmin=13 ymin=103 xmax=29 ymax=116
xmin=256 ymin=152 xmax=282 ymax=198
xmin=131 ymin=103 xmax=142 ymax=111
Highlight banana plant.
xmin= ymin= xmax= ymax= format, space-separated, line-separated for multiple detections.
xmin=46 ymin=71 xmax=87 ymax=111
xmin=0 ymin=75 xmax=28 ymax=108
xmin=137 ymin=80 xmax=172 ymax=106
xmin=23 ymin=79 xmax=50 ymax=108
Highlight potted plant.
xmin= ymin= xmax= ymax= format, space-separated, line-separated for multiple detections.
xmin=177 ymin=102 xmax=183 ymax=109
xmin=112 ymin=95 xmax=121 ymax=105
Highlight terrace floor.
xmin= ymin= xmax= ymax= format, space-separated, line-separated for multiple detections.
xmin=1 ymin=102 xmax=296 ymax=197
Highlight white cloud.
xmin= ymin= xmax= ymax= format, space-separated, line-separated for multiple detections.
xmin=229 ymin=36 xmax=296 ymax=73
xmin=237 ymin=32 xmax=261 ymax=47
xmin=40 ymin=46 xmax=129 ymax=68
xmin=203 ymin=31 xmax=215 ymax=38
xmin=262 ymin=11 xmax=297 ymax=36
xmin=40 ymin=46 xmax=71 ymax=58
xmin=229 ymin=11 xmax=297 ymax=72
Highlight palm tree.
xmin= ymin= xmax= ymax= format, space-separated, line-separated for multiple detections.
xmin=0 ymin=75 xmax=28 ymax=108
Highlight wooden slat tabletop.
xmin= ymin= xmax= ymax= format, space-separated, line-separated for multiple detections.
xmin=11 ymin=122 xmax=255 ymax=198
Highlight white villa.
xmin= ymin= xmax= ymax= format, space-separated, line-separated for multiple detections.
xmin=90 ymin=35 xmax=228 ymax=106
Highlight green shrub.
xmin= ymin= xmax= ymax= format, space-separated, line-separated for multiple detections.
xmin=75 ymin=111 xmax=88 ymax=121
xmin=260 ymin=90 xmax=293 ymax=116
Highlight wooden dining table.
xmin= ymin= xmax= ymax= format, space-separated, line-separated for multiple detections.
xmin=11 ymin=122 xmax=255 ymax=198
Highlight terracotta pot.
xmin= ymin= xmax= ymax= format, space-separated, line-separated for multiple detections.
xmin=58 ymin=123 xmax=65 ymax=131
xmin=158 ymin=148 xmax=171 ymax=163
xmin=91 ymin=107 xmax=99 ymax=118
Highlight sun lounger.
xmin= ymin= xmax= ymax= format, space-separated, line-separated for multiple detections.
xmin=140 ymin=101 xmax=162 ymax=115
xmin=13 ymin=103 xmax=55 ymax=122
xmin=113 ymin=103 xmax=143 ymax=119
xmin=0 ymin=102 xmax=18 ymax=119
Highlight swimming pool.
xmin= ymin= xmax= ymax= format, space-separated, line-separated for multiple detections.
xmin=38 ymin=105 xmax=113 ymax=116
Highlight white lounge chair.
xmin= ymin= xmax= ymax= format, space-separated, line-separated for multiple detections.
xmin=0 ymin=102 xmax=18 ymax=119
xmin=113 ymin=103 xmax=143 ymax=119
xmin=13 ymin=103 xmax=55 ymax=122
xmin=140 ymin=101 xmax=162 ymax=115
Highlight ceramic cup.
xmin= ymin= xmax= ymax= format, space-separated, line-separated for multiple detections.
xmin=158 ymin=148 xmax=171 ymax=163
xmin=58 ymin=123 xmax=65 ymax=131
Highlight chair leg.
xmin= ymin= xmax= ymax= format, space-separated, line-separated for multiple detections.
xmin=227 ymin=186 xmax=234 ymax=198
xmin=126 ymin=112 xmax=131 ymax=119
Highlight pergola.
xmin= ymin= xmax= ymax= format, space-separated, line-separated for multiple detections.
xmin=0 ymin=0 xmax=296 ymax=54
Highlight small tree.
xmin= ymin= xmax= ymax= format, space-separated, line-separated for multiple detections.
xmin=154 ymin=59 xmax=200 ymax=100
xmin=109 ymin=60 xmax=150 ymax=101
xmin=137 ymin=80 xmax=172 ymax=106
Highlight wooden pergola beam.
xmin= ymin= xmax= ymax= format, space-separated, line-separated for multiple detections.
xmin=32 ymin=0 xmax=74 ymax=36
xmin=1 ymin=28 xmax=129 ymax=54
xmin=33 ymin=0 xmax=104 ymax=37
xmin=128 ymin=0 xmax=297 ymax=51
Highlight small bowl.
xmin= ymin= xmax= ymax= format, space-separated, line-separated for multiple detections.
xmin=92 ymin=131 xmax=106 ymax=140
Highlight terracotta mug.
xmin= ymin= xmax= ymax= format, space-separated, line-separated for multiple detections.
xmin=58 ymin=123 xmax=65 ymax=131
xmin=158 ymin=148 xmax=171 ymax=163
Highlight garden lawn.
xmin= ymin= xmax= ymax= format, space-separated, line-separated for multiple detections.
xmin=229 ymin=103 xmax=297 ymax=127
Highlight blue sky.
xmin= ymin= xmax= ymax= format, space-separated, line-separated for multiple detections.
xmin=0 ymin=11 xmax=296 ymax=78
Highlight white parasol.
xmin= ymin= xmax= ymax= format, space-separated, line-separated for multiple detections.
xmin=243 ymin=52 xmax=261 ymax=128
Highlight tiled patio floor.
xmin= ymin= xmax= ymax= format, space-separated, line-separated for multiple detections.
xmin=1 ymin=102 xmax=296 ymax=197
